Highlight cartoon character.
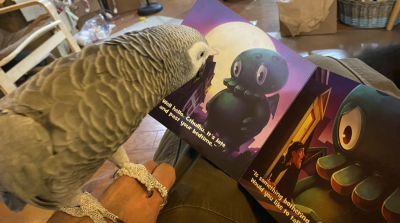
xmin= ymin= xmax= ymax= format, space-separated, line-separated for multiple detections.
xmin=204 ymin=48 xmax=289 ymax=154
xmin=293 ymin=85 xmax=400 ymax=223
xmin=267 ymin=141 xmax=305 ymax=200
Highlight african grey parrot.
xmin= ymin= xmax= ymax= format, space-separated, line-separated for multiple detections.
xmin=0 ymin=24 xmax=209 ymax=222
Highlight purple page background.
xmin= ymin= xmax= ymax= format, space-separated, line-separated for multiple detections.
xmin=150 ymin=0 xmax=316 ymax=179
xmin=183 ymin=0 xmax=316 ymax=150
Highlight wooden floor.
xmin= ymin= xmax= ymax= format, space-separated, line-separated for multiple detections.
xmin=111 ymin=0 xmax=282 ymax=34
xmin=110 ymin=0 xmax=364 ymax=36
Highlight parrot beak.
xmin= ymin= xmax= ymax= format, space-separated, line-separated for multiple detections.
xmin=192 ymin=63 xmax=206 ymax=83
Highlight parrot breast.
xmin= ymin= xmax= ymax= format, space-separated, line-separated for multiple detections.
xmin=0 ymin=41 xmax=163 ymax=207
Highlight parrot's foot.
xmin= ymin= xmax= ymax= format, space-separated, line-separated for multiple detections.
xmin=60 ymin=192 xmax=123 ymax=223
xmin=114 ymin=163 xmax=168 ymax=205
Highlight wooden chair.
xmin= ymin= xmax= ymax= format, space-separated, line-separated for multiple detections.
xmin=0 ymin=0 xmax=80 ymax=95
xmin=386 ymin=0 xmax=400 ymax=30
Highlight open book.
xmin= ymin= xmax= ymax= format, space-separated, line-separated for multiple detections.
xmin=149 ymin=0 xmax=400 ymax=223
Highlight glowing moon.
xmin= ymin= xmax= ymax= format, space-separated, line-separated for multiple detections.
xmin=205 ymin=22 xmax=276 ymax=95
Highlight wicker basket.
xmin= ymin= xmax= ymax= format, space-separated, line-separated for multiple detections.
xmin=338 ymin=0 xmax=400 ymax=28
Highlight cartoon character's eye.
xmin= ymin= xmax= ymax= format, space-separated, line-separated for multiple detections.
xmin=233 ymin=60 xmax=242 ymax=77
xmin=256 ymin=65 xmax=268 ymax=85
xmin=198 ymin=51 xmax=205 ymax=59
xmin=338 ymin=106 xmax=362 ymax=150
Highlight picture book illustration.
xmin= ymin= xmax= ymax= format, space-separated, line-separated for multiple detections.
xmin=149 ymin=0 xmax=316 ymax=180
xmin=239 ymin=69 xmax=400 ymax=223
xmin=203 ymin=48 xmax=288 ymax=155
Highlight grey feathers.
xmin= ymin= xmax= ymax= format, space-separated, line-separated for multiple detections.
xmin=0 ymin=24 xmax=208 ymax=211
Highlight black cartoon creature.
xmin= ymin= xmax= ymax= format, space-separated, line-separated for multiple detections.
xmin=293 ymin=85 xmax=400 ymax=223
xmin=204 ymin=48 xmax=289 ymax=154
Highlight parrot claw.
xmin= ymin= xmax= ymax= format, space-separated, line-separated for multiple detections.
xmin=146 ymin=188 xmax=154 ymax=198
xmin=60 ymin=192 xmax=123 ymax=223
xmin=114 ymin=163 xmax=168 ymax=200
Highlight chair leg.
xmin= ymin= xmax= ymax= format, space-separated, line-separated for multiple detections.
xmin=58 ymin=22 xmax=81 ymax=53
xmin=387 ymin=0 xmax=400 ymax=30
xmin=37 ymin=0 xmax=81 ymax=53
xmin=0 ymin=69 xmax=17 ymax=95
xmin=0 ymin=86 xmax=6 ymax=96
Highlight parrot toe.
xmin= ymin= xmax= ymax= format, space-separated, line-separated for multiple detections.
xmin=114 ymin=163 xmax=168 ymax=202
xmin=60 ymin=192 xmax=123 ymax=223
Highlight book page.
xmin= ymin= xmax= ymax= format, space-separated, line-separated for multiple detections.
xmin=149 ymin=0 xmax=316 ymax=180
xmin=239 ymin=68 xmax=400 ymax=223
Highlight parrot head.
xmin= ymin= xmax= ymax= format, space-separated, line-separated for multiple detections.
xmin=145 ymin=24 xmax=210 ymax=95
xmin=107 ymin=24 xmax=210 ymax=97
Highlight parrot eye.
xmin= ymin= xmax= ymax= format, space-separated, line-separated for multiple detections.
xmin=256 ymin=65 xmax=268 ymax=85
xmin=198 ymin=51 xmax=205 ymax=59
xmin=233 ymin=60 xmax=242 ymax=78
xmin=338 ymin=106 xmax=362 ymax=151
